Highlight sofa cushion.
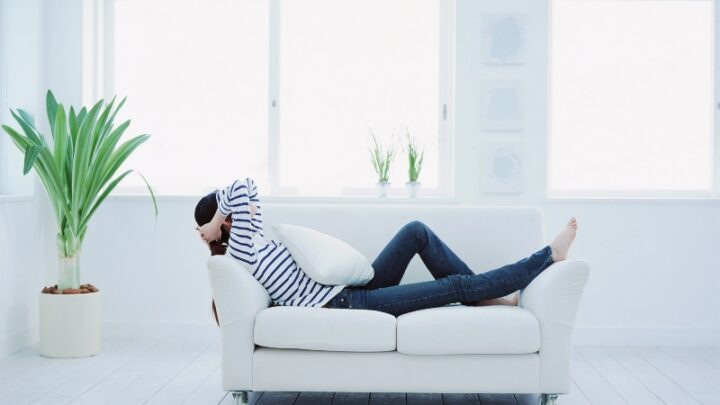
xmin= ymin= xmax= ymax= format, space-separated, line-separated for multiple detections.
xmin=396 ymin=305 xmax=541 ymax=355
xmin=254 ymin=306 xmax=396 ymax=352
xmin=270 ymin=223 xmax=374 ymax=286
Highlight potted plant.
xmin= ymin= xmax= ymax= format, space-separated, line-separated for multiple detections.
xmin=369 ymin=129 xmax=395 ymax=197
xmin=2 ymin=90 xmax=156 ymax=358
xmin=404 ymin=126 xmax=425 ymax=198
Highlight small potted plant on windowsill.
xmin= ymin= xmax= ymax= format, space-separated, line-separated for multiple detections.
xmin=404 ymin=126 xmax=425 ymax=198
xmin=2 ymin=90 xmax=156 ymax=358
xmin=369 ymin=129 xmax=395 ymax=198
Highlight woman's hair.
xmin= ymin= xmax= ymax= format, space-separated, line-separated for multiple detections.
xmin=194 ymin=191 xmax=230 ymax=256
xmin=194 ymin=191 xmax=229 ymax=326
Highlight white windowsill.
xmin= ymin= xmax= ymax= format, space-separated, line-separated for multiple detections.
xmin=106 ymin=193 xmax=461 ymax=205
xmin=541 ymin=196 xmax=720 ymax=205
xmin=103 ymin=193 xmax=720 ymax=206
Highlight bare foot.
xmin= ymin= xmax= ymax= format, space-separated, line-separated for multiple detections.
xmin=468 ymin=292 xmax=519 ymax=307
xmin=550 ymin=217 xmax=578 ymax=262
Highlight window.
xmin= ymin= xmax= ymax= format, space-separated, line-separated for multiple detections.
xmin=108 ymin=0 xmax=269 ymax=194
xmin=274 ymin=0 xmax=444 ymax=196
xmin=549 ymin=0 xmax=714 ymax=197
xmin=105 ymin=0 xmax=450 ymax=196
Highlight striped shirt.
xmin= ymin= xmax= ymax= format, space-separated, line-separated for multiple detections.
xmin=217 ymin=178 xmax=345 ymax=307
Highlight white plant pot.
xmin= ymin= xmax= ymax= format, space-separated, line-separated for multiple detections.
xmin=39 ymin=291 xmax=102 ymax=358
xmin=406 ymin=181 xmax=421 ymax=198
xmin=376 ymin=181 xmax=391 ymax=198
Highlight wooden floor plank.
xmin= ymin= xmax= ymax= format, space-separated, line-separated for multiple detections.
xmin=101 ymin=341 xmax=211 ymax=405
xmin=256 ymin=391 xmax=299 ymax=405
xmin=571 ymin=350 xmax=627 ymax=405
xmin=556 ymin=382 xmax=592 ymax=405
xmin=605 ymin=347 xmax=700 ymax=405
xmin=333 ymin=392 xmax=370 ymax=405
xmin=636 ymin=347 xmax=720 ymax=404
xmin=179 ymin=367 xmax=227 ymax=405
xmin=370 ymin=393 xmax=406 ymax=405
xmin=0 ymin=347 xmax=70 ymax=386
xmin=69 ymin=343 xmax=164 ymax=405
xmin=406 ymin=393 xmax=443 ymax=405
xmin=441 ymin=393 xmax=479 ymax=405
xmin=512 ymin=394 xmax=538 ymax=405
xmin=577 ymin=347 xmax=663 ymax=405
xmin=217 ymin=392 xmax=234 ymax=405
xmin=0 ymin=347 xmax=36 ymax=381
xmin=295 ymin=391 xmax=334 ymax=405
xmin=478 ymin=393 xmax=517 ymax=404
xmin=692 ymin=347 xmax=720 ymax=370
xmin=249 ymin=392 xmax=265 ymax=405
xmin=145 ymin=342 xmax=221 ymax=405
xmin=25 ymin=340 xmax=155 ymax=405
xmin=0 ymin=341 xmax=128 ymax=404
xmin=663 ymin=348 xmax=720 ymax=390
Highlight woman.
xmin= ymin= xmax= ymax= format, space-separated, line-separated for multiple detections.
xmin=196 ymin=177 xmax=578 ymax=318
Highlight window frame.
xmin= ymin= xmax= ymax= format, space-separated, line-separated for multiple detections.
xmin=546 ymin=0 xmax=718 ymax=200
xmin=96 ymin=0 xmax=455 ymax=197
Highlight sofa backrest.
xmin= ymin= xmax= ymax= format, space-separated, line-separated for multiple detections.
xmin=262 ymin=204 xmax=546 ymax=284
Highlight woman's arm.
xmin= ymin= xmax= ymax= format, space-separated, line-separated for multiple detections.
xmin=199 ymin=178 xmax=258 ymax=265
xmin=248 ymin=178 xmax=263 ymax=235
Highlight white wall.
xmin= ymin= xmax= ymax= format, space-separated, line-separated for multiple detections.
xmin=542 ymin=202 xmax=720 ymax=346
xmin=0 ymin=0 xmax=46 ymax=358
xmin=0 ymin=198 xmax=44 ymax=358
xmin=0 ymin=0 xmax=41 ymax=195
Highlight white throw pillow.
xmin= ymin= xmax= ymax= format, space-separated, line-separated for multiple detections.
xmin=270 ymin=224 xmax=374 ymax=286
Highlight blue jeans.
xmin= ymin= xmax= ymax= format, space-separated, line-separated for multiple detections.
xmin=323 ymin=221 xmax=554 ymax=316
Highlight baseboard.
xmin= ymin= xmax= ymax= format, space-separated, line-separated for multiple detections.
xmin=0 ymin=325 xmax=38 ymax=359
xmin=0 ymin=322 xmax=217 ymax=359
xmin=102 ymin=321 xmax=220 ymax=342
xmin=573 ymin=326 xmax=719 ymax=347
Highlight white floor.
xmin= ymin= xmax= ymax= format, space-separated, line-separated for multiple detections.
xmin=0 ymin=342 xmax=718 ymax=405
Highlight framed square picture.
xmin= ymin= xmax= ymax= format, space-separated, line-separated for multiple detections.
xmin=479 ymin=142 xmax=524 ymax=194
xmin=482 ymin=13 xmax=526 ymax=65
xmin=480 ymin=80 xmax=524 ymax=131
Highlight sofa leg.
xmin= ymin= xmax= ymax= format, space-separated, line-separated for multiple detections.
xmin=540 ymin=393 xmax=559 ymax=405
xmin=231 ymin=390 xmax=249 ymax=405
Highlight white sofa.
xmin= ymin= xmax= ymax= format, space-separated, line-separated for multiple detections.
xmin=207 ymin=205 xmax=590 ymax=405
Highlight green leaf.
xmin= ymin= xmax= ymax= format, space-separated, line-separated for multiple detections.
xmin=2 ymin=124 xmax=30 ymax=151
xmin=77 ymin=107 xmax=87 ymax=122
xmin=90 ymin=96 xmax=115 ymax=155
xmin=11 ymin=110 xmax=43 ymax=146
xmin=17 ymin=110 xmax=34 ymax=126
xmin=79 ymin=134 xmax=150 ymax=227
xmin=79 ymin=169 xmax=133 ymax=231
xmin=70 ymin=100 xmax=103 ymax=220
xmin=69 ymin=106 xmax=79 ymax=137
xmin=53 ymin=105 xmax=68 ymax=173
xmin=137 ymin=172 xmax=158 ymax=218
xmin=81 ymin=120 xmax=132 ymax=208
xmin=23 ymin=145 xmax=42 ymax=174
xmin=46 ymin=90 xmax=58 ymax=129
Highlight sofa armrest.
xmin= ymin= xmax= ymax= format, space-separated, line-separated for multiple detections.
xmin=520 ymin=259 xmax=590 ymax=394
xmin=207 ymin=255 xmax=271 ymax=391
